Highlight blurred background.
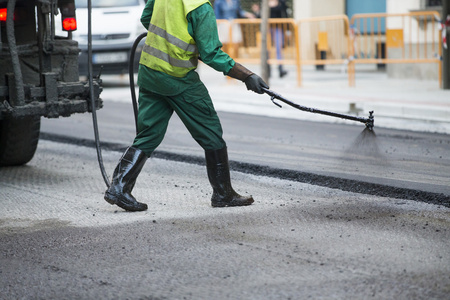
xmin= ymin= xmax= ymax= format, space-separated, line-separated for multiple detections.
xmin=68 ymin=0 xmax=447 ymax=87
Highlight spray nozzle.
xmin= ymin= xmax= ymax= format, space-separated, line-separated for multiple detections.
xmin=365 ymin=111 xmax=375 ymax=131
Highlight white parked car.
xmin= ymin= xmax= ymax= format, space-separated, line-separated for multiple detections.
xmin=73 ymin=0 xmax=147 ymax=76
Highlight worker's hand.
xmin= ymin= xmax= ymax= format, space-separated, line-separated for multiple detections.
xmin=244 ymin=74 xmax=269 ymax=94
xmin=227 ymin=63 xmax=269 ymax=93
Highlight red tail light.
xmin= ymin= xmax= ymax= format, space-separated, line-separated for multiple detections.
xmin=62 ymin=17 xmax=77 ymax=31
xmin=60 ymin=2 xmax=77 ymax=32
xmin=0 ymin=8 xmax=8 ymax=21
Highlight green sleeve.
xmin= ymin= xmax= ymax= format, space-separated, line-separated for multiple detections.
xmin=187 ymin=3 xmax=235 ymax=75
xmin=140 ymin=0 xmax=154 ymax=30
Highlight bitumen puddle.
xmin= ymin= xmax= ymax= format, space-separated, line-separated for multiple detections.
xmin=40 ymin=132 xmax=450 ymax=208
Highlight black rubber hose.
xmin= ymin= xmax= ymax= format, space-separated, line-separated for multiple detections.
xmin=87 ymin=0 xmax=110 ymax=188
xmin=6 ymin=0 xmax=25 ymax=106
xmin=128 ymin=32 xmax=147 ymax=134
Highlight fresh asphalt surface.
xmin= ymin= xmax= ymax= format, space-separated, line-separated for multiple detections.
xmin=1 ymin=71 xmax=450 ymax=299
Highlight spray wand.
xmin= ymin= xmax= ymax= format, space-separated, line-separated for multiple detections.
xmin=263 ymin=88 xmax=374 ymax=131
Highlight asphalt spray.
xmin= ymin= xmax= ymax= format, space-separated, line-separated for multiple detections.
xmin=341 ymin=127 xmax=388 ymax=165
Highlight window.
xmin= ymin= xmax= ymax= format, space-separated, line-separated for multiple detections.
xmin=424 ymin=0 xmax=442 ymax=8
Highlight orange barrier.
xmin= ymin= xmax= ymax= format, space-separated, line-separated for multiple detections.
xmin=296 ymin=15 xmax=351 ymax=86
xmin=216 ymin=12 xmax=443 ymax=88
xmin=216 ymin=19 xmax=235 ymax=57
xmin=216 ymin=18 xmax=301 ymax=85
xmin=349 ymin=11 xmax=442 ymax=87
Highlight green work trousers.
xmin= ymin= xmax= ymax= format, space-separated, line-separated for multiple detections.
xmin=132 ymin=81 xmax=226 ymax=156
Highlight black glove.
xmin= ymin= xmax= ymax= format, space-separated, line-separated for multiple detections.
xmin=244 ymin=74 xmax=269 ymax=94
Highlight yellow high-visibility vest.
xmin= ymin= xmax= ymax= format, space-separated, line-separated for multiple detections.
xmin=139 ymin=0 xmax=210 ymax=78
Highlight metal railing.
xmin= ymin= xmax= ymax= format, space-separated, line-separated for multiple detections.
xmin=217 ymin=18 xmax=301 ymax=85
xmin=297 ymin=15 xmax=351 ymax=86
xmin=216 ymin=12 xmax=443 ymax=87
xmin=349 ymin=11 xmax=442 ymax=86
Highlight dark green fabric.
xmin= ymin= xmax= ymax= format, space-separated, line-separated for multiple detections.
xmin=132 ymin=83 xmax=226 ymax=156
xmin=133 ymin=0 xmax=233 ymax=155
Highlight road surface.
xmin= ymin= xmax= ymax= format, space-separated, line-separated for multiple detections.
xmin=1 ymin=139 xmax=449 ymax=299
xmin=1 ymin=76 xmax=449 ymax=299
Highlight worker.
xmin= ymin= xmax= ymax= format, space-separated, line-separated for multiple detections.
xmin=104 ymin=0 xmax=269 ymax=211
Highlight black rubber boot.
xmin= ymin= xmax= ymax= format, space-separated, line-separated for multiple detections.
xmin=205 ymin=147 xmax=254 ymax=207
xmin=279 ymin=65 xmax=288 ymax=78
xmin=104 ymin=147 xmax=148 ymax=211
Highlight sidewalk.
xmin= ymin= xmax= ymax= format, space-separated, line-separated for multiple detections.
xmin=197 ymin=63 xmax=450 ymax=134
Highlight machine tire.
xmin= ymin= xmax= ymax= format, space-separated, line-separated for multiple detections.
xmin=0 ymin=116 xmax=41 ymax=166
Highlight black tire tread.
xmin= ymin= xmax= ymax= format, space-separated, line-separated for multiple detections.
xmin=0 ymin=116 xmax=41 ymax=166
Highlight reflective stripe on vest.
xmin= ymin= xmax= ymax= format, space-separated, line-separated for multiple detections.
xmin=139 ymin=0 xmax=210 ymax=78
xmin=147 ymin=23 xmax=198 ymax=54
xmin=142 ymin=43 xmax=197 ymax=69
